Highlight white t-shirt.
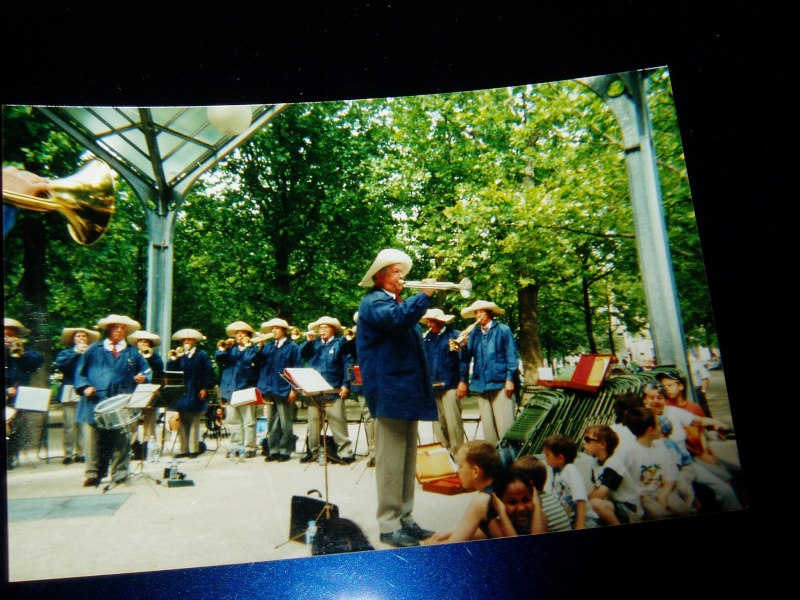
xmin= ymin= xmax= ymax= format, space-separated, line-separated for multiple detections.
xmin=551 ymin=463 xmax=598 ymax=527
xmin=624 ymin=441 xmax=679 ymax=498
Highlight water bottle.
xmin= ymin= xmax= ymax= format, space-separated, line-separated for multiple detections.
xmin=169 ymin=458 xmax=179 ymax=481
xmin=317 ymin=449 xmax=325 ymax=465
xmin=305 ymin=520 xmax=317 ymax=545
xmin=147 ymin=436 xmax=158 ymax=462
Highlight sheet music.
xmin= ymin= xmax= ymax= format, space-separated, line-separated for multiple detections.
xmin=14 ymin=386 xmax=52 ymax=412
xmin=127 ymin=383 xmax=162 ymax=408
xmin=283 ymin=368 xmax=336 ymax=395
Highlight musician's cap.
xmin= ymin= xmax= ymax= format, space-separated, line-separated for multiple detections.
xmin=172 ymin=328 xmax=207 ymax=341
xmin=4 ymin=318 xmax=30 ymax=336
xmin=460 ymin=300 xmax=505 ymax=319
xmin=309 ymin=316 xmax=343 ymax=334
xmin=61 ymin=327 xmax=101 ymax=346
xmin=127 ymin=330 xmax=161 ymax=347
xmin=655 ymin=370 xmax=687 ymax=387
xmin=420 ymin=308 xmax=455 ymax=324
xmin=262 ymin=318 xmax=290 ymax=331
xmin=225 ymin=321 xmax=255 ymax=337
xmin=96 ymin=314 xmax=141 ymax=333
xmin=353 ymin=311 xmax=359 ymax=323
xmin=359 ymin=249 xmax=413 ymax=287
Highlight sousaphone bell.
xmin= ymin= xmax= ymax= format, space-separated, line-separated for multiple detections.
xmin=3 ymin=159 xmax=116 ymax=246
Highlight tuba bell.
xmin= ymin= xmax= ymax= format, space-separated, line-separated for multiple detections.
xmin=2 ymin=159 xmax=116 ymax=246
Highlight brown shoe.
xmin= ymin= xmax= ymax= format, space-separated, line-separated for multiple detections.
xmin=83 ymin=477 xmax=101 ymax=487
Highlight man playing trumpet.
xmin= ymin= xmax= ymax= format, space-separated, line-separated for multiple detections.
xmin=215 ymin=321 xmax=260 ymax=458
xmin=127 ymin=330 xmax=165 ymax=451
xmin=54 ymin=327 xmax=100 ymax=465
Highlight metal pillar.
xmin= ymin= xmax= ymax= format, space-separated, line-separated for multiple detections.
xmin=577 ymin=71 xmax=692 ymax=385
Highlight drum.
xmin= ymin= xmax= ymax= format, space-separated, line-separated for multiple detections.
xmin=94 ymin=394 xmax=141 ymax=430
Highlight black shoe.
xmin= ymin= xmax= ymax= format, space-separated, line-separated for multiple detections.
xmin=244 ymin=450 xmax=256 ymax=458
xmin=380 ymin=530 xmax=420 ymax=548
xmin=112 ymin=476 xmax=129 ymax=486
xmin=402 ymin=523 xmax=434 ymax=540
xmin=63 ymin=456 xmax=73 ymax=465
xmin=265 ymin=453 xmax=279 ymax=462
xmin=277 ymin=454 xmax=291 ymax=462
xmin=299 ymin=452 xmax=317 ymax=464
xmin=339 ymin=456 xmax=356 ymax=465
xmin=83 ymin=477 xmax=101 ymax=487
xmin=174 ymin=453 xmax=190 ymax=459
xmin=75 ymin=456 xmax=86 ymax=463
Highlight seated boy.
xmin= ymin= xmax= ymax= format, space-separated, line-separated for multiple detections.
xmin=424 ymin=440 xmax=515 ymax=544
xmin=511 ymin=454 xmax=572 ymax=533
xmin=582 ymin=424 xmax=643 ymax=526
xmin=541 ymin=434 xmax=598 ymax=529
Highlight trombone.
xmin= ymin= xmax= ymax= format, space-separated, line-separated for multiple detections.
xmin=401 ymin=277 xmax=472 ymax=298
xmin=250 ymin=332 xmax=275 ymax=346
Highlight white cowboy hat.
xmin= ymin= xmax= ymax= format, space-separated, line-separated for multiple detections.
xmin=420 ymin=308 xmax=455 ymax=325
xmin=127 ymin=330 xmax=161 ymax=347
xmin=60 ymin=327 xmax=101 ymax=346
xmin=4 ymin=318 xmax=31 ymax=336
xmin=460 ymin=300 xmax=505 ymax=319
xmin=225 ymin=321 xmax=255 ymax=337
xmin=96 ymin=314 xmax=141 ymax=333
xmin=172 ymin=328 xmax=207 ymax=341
xmin=359 ymin=249 xmax=413 ymax=287
xmin=308 ymin=316 xmax=343 ymax=334
xmin=262 ymin=318 xmax=290 ymax=331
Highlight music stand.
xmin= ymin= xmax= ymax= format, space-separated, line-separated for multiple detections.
xmin=275 ymin=368 xmax=339 ymax=548
xmin=152 ymin=371 xmax=185 ymax=456
xmin=11 ymin=386 xmax=52 ymax=468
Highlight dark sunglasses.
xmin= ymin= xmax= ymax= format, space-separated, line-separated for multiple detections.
xmin=583 ymin=436 xmax=599 ymax=444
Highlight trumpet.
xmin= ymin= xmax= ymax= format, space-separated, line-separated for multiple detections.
xmin=217 ymin=338 xmax=234 ymax=351
xmin=168 ymin=346 xmax=187 ymax=360
xmin=289 ymin=326 xmax=302 ymax=341
xmin=250 ymin=332 xmax=275 ymax=345
xmin=401 ymin=277 xmax=472 ymax=298
xmin=140 ymin=347 xmax=153 ymax=359
xmin=449 ymin=319 xmax=481 ymax=352
xmin=344 ymin=327 xmax=356 ymax=341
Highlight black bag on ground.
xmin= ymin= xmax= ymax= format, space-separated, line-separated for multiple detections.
xmin=289 ymin=490 xmax=340 ymax=544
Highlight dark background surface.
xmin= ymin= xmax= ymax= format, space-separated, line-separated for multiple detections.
xmin=3 ymin=3 xmax=781 ymax=597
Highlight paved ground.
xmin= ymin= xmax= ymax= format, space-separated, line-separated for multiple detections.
xmin=4 ymin=370 xmax=741 ymax=584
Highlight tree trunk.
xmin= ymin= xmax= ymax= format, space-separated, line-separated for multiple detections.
xmin=517 ymin=283 xmax=543 ymax=385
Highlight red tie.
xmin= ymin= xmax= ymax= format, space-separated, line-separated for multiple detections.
xmin=112 ymin=344 xmax=118 ymax=359
xmin=396 ymin=294 xmax=402 ymax=303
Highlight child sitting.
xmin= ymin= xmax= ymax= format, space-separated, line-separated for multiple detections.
xmin=541 ymin=434 xmax=598 ymax=529
xmin=488 ymin=469 xmax=547 ymax=536
xmin=511 ymin=454 xmax=572 ymax=533
xmin=424 ymin=440 xmax=515 ymax=544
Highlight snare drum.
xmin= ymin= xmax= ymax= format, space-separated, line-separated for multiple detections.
xmin=94 ymin=394 xmax=141 ymax=430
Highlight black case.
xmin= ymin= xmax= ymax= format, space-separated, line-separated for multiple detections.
xmin=289 ymin=491 xmax=339 ymax=543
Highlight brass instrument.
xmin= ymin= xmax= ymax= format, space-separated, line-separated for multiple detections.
xmin=2 ymin=159 xmax=116 ymax=246
xmin=242 ymin=336 xmax=252 ymax=348
xmin=217 ymin=339 xmax=234 ymax=351
xmin=449 ymin=319 xmax=481 ymax=352
xmin=169 ymin=346 xmax=187 ymax=360
xmin=288 ymin=326 xmax=302 ymax=341
xmin=75 ymin=342 xmax=89 ymax=355
xmin=7 ymin=337 xmax=26 ymax=358
xmin=140 ymin=347 xmax=153 ymax=359
xmin=250 ymin=332 xmax=275 ymax=345
xmin=401 ymin=277 xmax=472 ymax=298
xmin=344 ymin=327 xmax=356 ymax=341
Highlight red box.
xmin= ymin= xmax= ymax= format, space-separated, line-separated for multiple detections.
xmin=536 ymin=354 xmax=613 ymax=392
xmin=422 ymin=474 xmax=467 ymax=495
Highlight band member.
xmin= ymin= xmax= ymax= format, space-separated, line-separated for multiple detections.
xmin=254 ymin=318 xmax=302 ymax=462
xmin=169 ymin=329 xmax=216 ymax=458
xmin=54 ymin=327 xmax=101 ymax=465
xmin=4 ymin=317 xmax=45 ymax=470
xmin=341 ymin=312 xmax=376 ymax=466
xmin=215 ymin=320 xmax=260 ymax=458
xmin=4 ymin=317 xmax=44 ymax=403
xmin=421 ymin=308 xmax=468 ymax=456
xmin=299 ymin=316 xmax=356 ymax=464
xmin=74 ymin=315 xmax=151 ymax=488
xmin=356 ymin=249 xmax=437 ymax=548
xmin=126 ymin=330 xmax=165 ymax=449
xmin=456 ymin=299 xmax=520 ymax=445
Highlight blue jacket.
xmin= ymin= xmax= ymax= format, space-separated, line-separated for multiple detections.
xmin=215 ymin=344 xmax=260 ymax=401
xmin=255 ymin=339 xmax=303 ymax=397
xmin=5 ymin=346 xmax=44 ymax=396
xmin=74 ymin=342 xmax=152 ymax=424
xmin=54 ymin=346 xmax=82 ymax=402
xmin=356 ymin=287 xmax=437 ymax=421
xmin=460 ymin=321 xmax=519 ymax=393
xmin=300 ymin=335 xmax=349 ymax=391
xmin=170 ymin=349 xmax=216 ymax=413
xmin=422 ymin=326 xmax=469 ymax=391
